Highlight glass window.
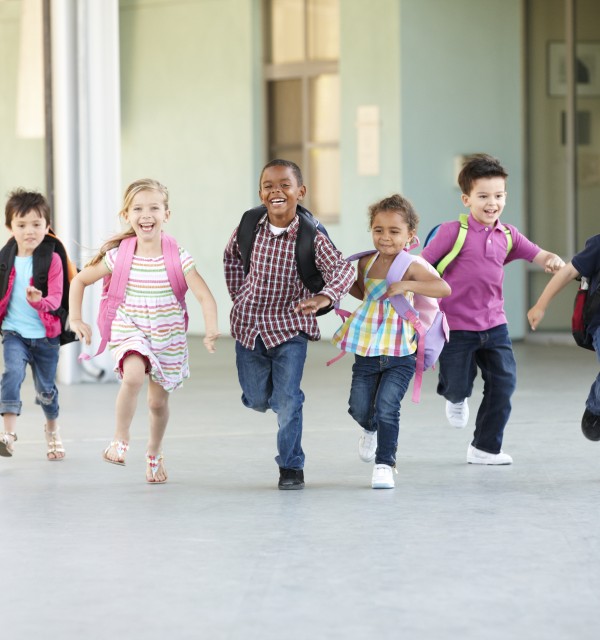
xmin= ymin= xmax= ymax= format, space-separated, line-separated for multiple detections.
xmin=265 ymin=0 xmax=340 ymax=222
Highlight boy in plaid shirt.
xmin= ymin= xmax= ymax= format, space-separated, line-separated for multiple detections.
xmin=224 ymin=159 xmax=354 ymax=489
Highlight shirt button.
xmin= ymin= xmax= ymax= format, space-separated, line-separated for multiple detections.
xmin=485 ymin=227 xmax=489 ymax=231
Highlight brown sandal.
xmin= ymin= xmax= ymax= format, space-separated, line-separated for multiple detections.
xmin=45 ymin=428 xmax=65 ymax=461
xmin=0 ymin=432 xmax=17 ymax=457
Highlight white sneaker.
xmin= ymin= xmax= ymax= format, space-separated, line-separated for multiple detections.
xmin=371 ymin=464 xmax=395 ymax=489
xmin=358 ymin=428 xmax=377 ymax=462
xmin=467 ymin=444 xmax=513 ymax=465
xmin=446 ymin=399 xmax=469 ymax=428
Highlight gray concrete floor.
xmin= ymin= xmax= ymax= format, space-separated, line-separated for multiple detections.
xmin=1 ymin=337 xmax=600 ymax=640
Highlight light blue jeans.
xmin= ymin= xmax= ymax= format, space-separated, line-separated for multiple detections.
xmin=0 ymin=331 xmax=60 ymax=420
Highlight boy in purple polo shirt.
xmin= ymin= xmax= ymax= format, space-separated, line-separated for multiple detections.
xmin=421 ymin=154 xmax=564 ymax=464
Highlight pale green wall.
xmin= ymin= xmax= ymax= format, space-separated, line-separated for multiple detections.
xmin=400 ymin=0 xmax=529 ymax=338
xmin=0 ymin=0 xmax=45 ymax=244
xmin=119 ymin=0 xmax=263 ymax=335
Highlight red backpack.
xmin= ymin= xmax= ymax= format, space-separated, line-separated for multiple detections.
xmin=78 ymin=233 xmax=188 ymax=362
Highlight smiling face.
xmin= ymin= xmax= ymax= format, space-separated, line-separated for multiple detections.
xmin=462 ymin=176 xmax=507 ymax=226
xmin=8 ymin=209 xmax=50 ymax=257
xmin=258 ymin=165 xmax=306 ymax=227
xmin=370 ymin=209 xmax=414 ymax=258
xmin=123 ymin=189 xmax=170 ymax=245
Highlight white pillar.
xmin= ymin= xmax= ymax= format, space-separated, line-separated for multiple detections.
xmin=52 ymin=0 xmax=121 ymax=383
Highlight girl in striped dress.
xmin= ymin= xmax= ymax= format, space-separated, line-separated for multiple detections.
xmin=332 ymin=194 xmax=450 ymax=489
xmin=69 ymin=179 xmax=219 ymax=483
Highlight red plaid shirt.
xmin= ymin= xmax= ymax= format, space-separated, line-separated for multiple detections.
xmin=224 ymin=213 xmax=355 ymax=349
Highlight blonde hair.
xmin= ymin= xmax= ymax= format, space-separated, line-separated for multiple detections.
xmin=87 ymin=179 xmax=169 ymax=266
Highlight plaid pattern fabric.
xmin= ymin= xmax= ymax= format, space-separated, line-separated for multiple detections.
xmin=332 ymin=254 xmax=417 ymax=357
xmin=224 ymin=213 xmax=355 ymax=349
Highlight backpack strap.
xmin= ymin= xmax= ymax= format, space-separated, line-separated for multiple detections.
xmin=295 ymin=207 xmax=323 ymax=294
xmin=162 ymin=232 xmax=189 ymax=330
xmin=435 ymin=214 xmax=513 ymax=275
xmin=78 ymin=236 xmax=136 ymax=363
xmin=435 ymin=213 xmax=469 ymax=275
xmin=386 ymin=251 xmax=427 ymax=402
xmin=237 ymin=206 xmax=267 ymax=277
xmin=32 ymin=236 xmax=56 ymax=297
xmin=0 ymin=238 xmax=18 ymax=300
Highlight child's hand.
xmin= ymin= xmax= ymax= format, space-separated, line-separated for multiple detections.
xmin=527 ymin=306 xmax=545 ymax=331
xmin=295 ymin=294 xmax=332 ymax=315
xmin=544 ymin=254 xmax=565 ymax=273
xmin=70 ymin=319 xmax=93 ymax=345
xmin=386 ymin=281 xmax=410 ymax=298
xmin=26 ymin=286 xmax=42 ymax=303
xmin=203 ymin=331 xmax=220 ymax=353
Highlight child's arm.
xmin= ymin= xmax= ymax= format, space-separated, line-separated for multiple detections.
xmin=348 ymin=256 xmax=368 ymax=300
xmin=532 ymin=249 xmax=566 ymax=274
xmin=185 ymin=267 xmax=219 ymax=353
xmin=387 ymin=262 xmax=451 ymax=299
xmin=223 ymin=229 xmax=245 ymax=300
xmin=26 ymin=253 xmax=63 ymax=309
xmin=68 ymin=261 xmax=110 ymax=345
xmin=527 ymin=261 xmax=580 ymax=330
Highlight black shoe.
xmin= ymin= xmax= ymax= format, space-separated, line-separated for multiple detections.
xmin=581 ymin=409 xmax=600 ymax=441
xmin=278 ymin=467 xmax=305 ymax=490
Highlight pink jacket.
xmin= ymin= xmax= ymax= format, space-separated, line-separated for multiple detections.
xmin=0 ymin=253 xmax=63 ymax=338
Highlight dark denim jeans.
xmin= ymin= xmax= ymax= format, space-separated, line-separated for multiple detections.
xmin=235 ymin=334 xmax=308 ymax=470
xmin=348 ymin=353 xmax=416 ymax=467
xmin=0 ymin=331 xmax=60 ymax=420
xmin=586 ymin=326 xmax=600 ymax=415
xmin=437 ymin=324 xmax=516 ymax=454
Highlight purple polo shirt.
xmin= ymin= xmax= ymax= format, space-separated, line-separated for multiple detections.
xmin=420 ymin=214 xmax=540 ymax=331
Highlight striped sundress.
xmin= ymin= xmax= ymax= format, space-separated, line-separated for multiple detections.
xmin=332 ymin=253 xmax=417 ymax=358
xmin=103 ymin=246 xmax=195 ymax=392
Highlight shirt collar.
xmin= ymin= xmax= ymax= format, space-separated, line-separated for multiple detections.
xmin=467 ymin=213 xmax=507 ymax=233
xmin=258 ymin=212 xmax=300 ymax=239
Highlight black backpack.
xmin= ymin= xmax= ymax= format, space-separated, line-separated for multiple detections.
xmin=0 ymin=233 xmax=78 ymax=345
xmin=572 ymin=274 xmax=600 ymax=350
xmin=236 ymin=204 xmax=333 ymax=315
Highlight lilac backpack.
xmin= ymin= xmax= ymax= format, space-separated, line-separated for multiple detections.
xmin=330 ymin=248 xmax=449 ymax=403
xmin=78 ymin=232 xmax=188 ymax=362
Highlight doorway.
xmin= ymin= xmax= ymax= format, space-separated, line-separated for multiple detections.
xmin=526 ymin=0 xmax=600 ymax=331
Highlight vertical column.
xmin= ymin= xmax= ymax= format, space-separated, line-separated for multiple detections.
xmin=51 ymin=0 xmax=121 ymax=383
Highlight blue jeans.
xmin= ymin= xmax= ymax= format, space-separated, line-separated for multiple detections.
xmin=235 ymin=334 xmax=308 ymax=469
xmin=0 ymin=331 xmax=60 ymax=420
xmin=586 ymin=326 xmax=600 ymax=414
xmin=348 ymin=354 xmax=416 ymax=467
xmin=437 ymin=324 xmax=516 ymax=454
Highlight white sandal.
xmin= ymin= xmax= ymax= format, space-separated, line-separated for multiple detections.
xmin=0 ymin=432 xmax=17 ymax=457
xmin=45 ymin=428 xmax=65 ymax=461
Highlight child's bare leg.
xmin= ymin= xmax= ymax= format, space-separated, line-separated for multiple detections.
xmin=105 ymin=354 xmax=146 ymax=463
xmin=146 ymin=379 xmax=169 ymax=482
xmin=3 ymin=412 xmax=17 ymax=433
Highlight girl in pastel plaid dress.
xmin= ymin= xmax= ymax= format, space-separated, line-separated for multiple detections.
xmin=69 ymin=179 xmax=219 ymax=484
xmin=332 ymin=194 xmax=450 ymax=489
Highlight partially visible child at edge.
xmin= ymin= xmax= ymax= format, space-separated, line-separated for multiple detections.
xmin=420 ymin=154 xmax=564 ymax=465
xmin=223 ymin=159 xmax=355 ymax=490
xmin=528 ymin=238 xmax=600 ymax=441
xmin=69 ymin=178 xmax=219 ymax=483
xmin=0 ymin=190 xmax=66 ymax=460
xmin=332 ymin=194 xmax=450 ymax=489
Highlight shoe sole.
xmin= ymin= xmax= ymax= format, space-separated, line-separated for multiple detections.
xmin=359 ymin=453 xmax=376 ymax=463
xmin=467 ymin=458 xmax=512 ymax=465
xmin=278 ymin=483 xmax=305 ymax=490
xmin=372 ymin=483 xmax=394 ymax=489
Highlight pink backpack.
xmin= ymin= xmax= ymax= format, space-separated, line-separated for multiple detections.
xmin=329 ymin=248 xmax=449 ymax=403
xmin=78 ymin=232 xmax=188 ymax=362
